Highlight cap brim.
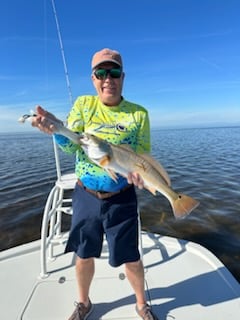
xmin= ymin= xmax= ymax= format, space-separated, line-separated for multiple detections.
xmin=92 ymin=59 xmax=121 ymax=70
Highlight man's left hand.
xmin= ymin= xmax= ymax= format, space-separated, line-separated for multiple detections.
xmin=127 ymin=172 xmax=144 ymax=189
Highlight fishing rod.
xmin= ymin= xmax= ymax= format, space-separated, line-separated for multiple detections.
xmin=18 ymin=1 xmax=75 ymax=179
xmin=51 ymin=0 xmax=74 ymax=106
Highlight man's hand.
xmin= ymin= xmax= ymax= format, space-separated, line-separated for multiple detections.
xmin=127 ymin=172 xmax=144 ymax=189
xmin=31 ymin=105 xmax=62 ymax=134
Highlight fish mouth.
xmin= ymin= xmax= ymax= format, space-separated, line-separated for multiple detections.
xmin=79 ymin=133 xmax=99 ymax=147
xmin=80 ymin=133 xmax=90 ymax=142
xmin=80 ymin=132 xmax=92 ymax=140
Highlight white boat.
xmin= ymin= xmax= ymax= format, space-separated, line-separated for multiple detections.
xmin=1 ymin=139 xmax=240 ymax=320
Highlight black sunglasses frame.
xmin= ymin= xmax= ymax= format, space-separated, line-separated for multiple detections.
xmin=93 ymin=68 xmax=122 ymax=80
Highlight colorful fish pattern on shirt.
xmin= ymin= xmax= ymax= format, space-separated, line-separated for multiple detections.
xmin=54 ymin=95 xmax=150 ymax=192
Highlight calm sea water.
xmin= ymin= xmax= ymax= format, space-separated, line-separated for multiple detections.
xmin=0 ymin=127 xmax=240 ymax=282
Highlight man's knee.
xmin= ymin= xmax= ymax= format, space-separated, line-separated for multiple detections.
xmin=125 ymin=259 xmax=143 ymax=271
xmin=76 ymin=256 xmax=94 ymax=267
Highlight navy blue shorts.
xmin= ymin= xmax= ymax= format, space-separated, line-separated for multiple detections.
xmin=65 ymin=183 xmax=140 ymax=267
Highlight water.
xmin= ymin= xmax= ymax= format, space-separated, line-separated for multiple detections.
xmin=0 ymin=127 xmax=240 ymax=283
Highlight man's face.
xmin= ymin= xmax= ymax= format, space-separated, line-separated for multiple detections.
xmin=92 ymin=62 xmax=124 ymax=106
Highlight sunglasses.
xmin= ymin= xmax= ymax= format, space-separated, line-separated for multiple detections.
xmin=94 ymin=68 xmax=122 ymax=80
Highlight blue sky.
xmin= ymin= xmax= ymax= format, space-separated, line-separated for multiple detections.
xmin=1 ymin=0 xmax=240 ymax=132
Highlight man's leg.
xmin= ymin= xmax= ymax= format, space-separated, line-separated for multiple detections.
xmin=125 ymin=259 xmax=146 ymax=309
xmin=75 ymin=256 xmax=95 ymax=306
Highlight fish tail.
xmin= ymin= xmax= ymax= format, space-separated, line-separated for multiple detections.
xmin=171 ymin=194 xmax=200 ymax=219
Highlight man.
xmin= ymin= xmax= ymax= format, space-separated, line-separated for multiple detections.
xmin=33 ymin=48 xmax=158 ymax=320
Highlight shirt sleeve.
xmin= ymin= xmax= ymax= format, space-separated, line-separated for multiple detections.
xmin=135 ymin=109 xmax=151 ymax=154
xmin=53 ymin=96 xmax=85 ymax=154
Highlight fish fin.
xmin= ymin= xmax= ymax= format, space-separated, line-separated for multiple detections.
xmin=171 ymin=194 xmax=200 ymax=219
xmin=140 ymin=153 xmax=171 ymax=186
xmin=145 ymin=185 xmax=157 ymax=195
xmin=105 ymin=169 xmax=118 ymax=183
xmin=99 ymin=155 xmax=110 ymax=167
xmin=98 ymin=155 xmax=118 ymax=182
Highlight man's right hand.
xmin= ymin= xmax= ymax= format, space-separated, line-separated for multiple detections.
xmin=31 ymin=106 xmax=62 ymax=134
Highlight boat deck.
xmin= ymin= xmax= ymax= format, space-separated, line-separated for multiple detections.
xmin=1 ymin=232 xmax=240 ymax=319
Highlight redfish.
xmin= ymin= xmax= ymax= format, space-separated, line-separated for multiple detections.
xmin=79 ymin=133 xmax=200 ymax=219
xmin=19 ymin=112 xmax=199 ymax=218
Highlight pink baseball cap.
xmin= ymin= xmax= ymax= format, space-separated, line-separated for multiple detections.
xmin=91 ymin=48 xmax=123 ymax=70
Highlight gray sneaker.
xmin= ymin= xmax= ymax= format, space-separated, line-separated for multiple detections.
xmin=136 ymin=304 xmax=159 ymax=320
xmin=68 ymin=300 xmax=93 ymax=320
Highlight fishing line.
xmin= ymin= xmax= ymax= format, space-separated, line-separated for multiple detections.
xmin=43 ymin=0 xmax=49 ymax=92
xmin=41 ymin=0 xmax=74 ymax=179
xmin=51 ymin=0 xmax=74 ymax=107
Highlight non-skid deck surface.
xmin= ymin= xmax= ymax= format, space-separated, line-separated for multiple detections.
xmin=1 ymin=233 xmax=240 ymax=319
xmin=22 ymin=277 xmax=141 ymax=319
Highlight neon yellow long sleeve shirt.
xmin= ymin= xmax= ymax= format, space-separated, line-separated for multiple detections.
xmin=55 ymin=95 xmax=151 ymax=192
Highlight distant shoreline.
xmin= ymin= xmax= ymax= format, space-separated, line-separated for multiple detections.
xmin=1 ymin=124 xmax=240 ymax=135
